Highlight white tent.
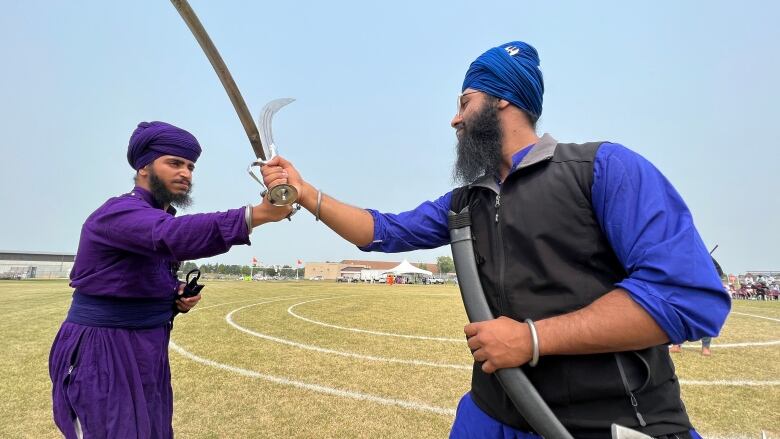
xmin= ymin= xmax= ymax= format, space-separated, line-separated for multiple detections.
xmin=382 ymin=259 xmax=432 ymax=276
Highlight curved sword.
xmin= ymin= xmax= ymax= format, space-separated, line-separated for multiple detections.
xmin=170 ymin=0 xmax=298 ymax=206
xmin=258 ymin=98 xmax=294 ymax=159
xmin=170 ymin=0 xmax=267 ymax=160
xmin=250 ymin=98 xmax=298 ymax=206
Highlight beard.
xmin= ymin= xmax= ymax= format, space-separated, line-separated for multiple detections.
xmin=148 ymin=168 xmax=193 ymax=209
xmin=452 ymin=99 xmax=503 ymax=185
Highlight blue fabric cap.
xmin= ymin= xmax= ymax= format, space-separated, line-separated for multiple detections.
xmin=127 ymin=121 xmax=202 ymax=170
xmin=462 ymin=41 xmax=544 ymax=118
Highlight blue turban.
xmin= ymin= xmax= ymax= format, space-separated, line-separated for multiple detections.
xmin=462 ymin=41 xmax=544 ymax=119
xmin=127 ymin=121 xmax=202 ymax=170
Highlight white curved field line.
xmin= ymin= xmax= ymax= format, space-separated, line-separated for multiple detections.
xmin=192 ymin=294 xmax=327 ymax=312
xmin=169 ymin=340 xmax=456 ymax=416
xmin=679 ymin=311 xmax=780 ymax=348
xmin=227 ymin=301 xmax=471 ymax=370
xmin=195 ymin=298 xmax=288 ymax=311
xmin=172 ymin=295 xmax=458 ymax=415
xmin=731 ymin=311 xmax=780 ymax=323
xmin=679 ymin=340 xmax=780 ymax=348
xmin=172 ymin=294 xmax=780 ymax=409
xmin=287 ymin=295 xmax=465 ymax=342
xmin=679 ymin=379 xmax=780 ymax=386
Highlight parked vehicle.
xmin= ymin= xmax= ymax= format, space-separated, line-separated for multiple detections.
xmin=337 ymin=276 xmax=358 ymax=283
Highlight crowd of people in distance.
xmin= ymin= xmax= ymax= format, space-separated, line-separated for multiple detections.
xmin=727 ymin=274 xmax=779 ymax=300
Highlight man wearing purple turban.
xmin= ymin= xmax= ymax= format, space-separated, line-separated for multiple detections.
xmin=260 ymin=41 xmax=730 ymax=438
xmin=49 ymin=121 xmax=292 ymax=438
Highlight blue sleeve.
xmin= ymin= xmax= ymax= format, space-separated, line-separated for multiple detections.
xmin=592 ymin=143 xmax=731 ymax=344
xmin=358 ymin=191 xmax=452 ymax=253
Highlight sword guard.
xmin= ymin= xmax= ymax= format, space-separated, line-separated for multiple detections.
xmin=247 ymin=160 xmax=300 ymax=207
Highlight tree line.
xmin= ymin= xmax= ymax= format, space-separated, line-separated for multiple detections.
xmin=180 ymin=261 xmax=301 ymax=278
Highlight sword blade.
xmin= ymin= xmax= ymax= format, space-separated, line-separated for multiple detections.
xmin=259 ymin=98 xmax=295 ymax=158
xmin=170 ymin=0 xmax=267 ymax=160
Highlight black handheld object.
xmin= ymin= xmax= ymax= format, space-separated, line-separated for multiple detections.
xmin=181 ymin=269 xmax=205 ymax=298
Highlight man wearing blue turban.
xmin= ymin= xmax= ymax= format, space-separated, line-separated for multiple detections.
xmin=49 ymin=121 xmax=293 ymax=438
xmin=262 ymin=41 xmax=729 ymax=438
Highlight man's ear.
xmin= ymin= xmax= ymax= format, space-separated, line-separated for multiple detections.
xmin=137 ymin=165 xmax=150 ymax=177
xmin=497 ymin=99 xmax=511 ymax=110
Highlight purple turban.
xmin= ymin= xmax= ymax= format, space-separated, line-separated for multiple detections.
xmin=127 ymin=121 xmax=202 ymax=170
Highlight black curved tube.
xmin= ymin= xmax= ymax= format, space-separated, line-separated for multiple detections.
xmin=449 ymin=208 xmax=573 ymax=439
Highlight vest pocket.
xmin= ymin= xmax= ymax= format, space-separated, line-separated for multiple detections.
xmin=559 ymin=353 xmax=632 ymax=404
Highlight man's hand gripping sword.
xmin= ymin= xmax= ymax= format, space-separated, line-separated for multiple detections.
xmin=170 ymin=0 xmax=300 ymax=212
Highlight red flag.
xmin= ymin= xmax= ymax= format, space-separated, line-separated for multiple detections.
xmin=251 ymin=257 xmax=258 ymax=266
xmin=297 ymin=259 xmax=302 ymax=266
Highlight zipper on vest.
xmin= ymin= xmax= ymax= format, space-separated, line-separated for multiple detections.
xmin=495 ymin=193 xmax=507 ymax=314
xmin=614 ymin=354 xmax=648 ymax=427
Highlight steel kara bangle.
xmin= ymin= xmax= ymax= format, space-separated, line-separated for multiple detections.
xmin=245 ymin=204 xmax=253 ymax=233
xmin=525 ymin=318 xmax=540 ymax=367
xmin=315 ymin=190 xmax=322 ymax=222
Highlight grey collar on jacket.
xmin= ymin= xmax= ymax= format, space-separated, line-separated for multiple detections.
xmin=469 ymin=133 xmax=559 ymax=194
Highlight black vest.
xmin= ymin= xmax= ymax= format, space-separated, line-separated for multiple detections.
xmin=450 ymin=134 xmax=692 ymax=438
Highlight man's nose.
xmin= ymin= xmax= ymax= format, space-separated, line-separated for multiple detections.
xmin=451 ymin=113 xmax=463 ymax=129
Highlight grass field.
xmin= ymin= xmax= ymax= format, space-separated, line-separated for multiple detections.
xmin=0 ymin=280 xmax=777 ymax=438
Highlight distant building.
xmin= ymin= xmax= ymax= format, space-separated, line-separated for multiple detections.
xmin=304 ymin=259 xmax=439 ymax=280
xmin=0 ymin=250 xmax=75 ymax=279
xmin=303 ymin=262 xmax=342 ymax=280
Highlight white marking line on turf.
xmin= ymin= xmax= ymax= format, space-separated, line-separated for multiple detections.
xmin=287 ymin=295 xmax=465 ymax=342
xmin=227 ymin=301 xmax=472 ymax=370
xmin=168 ymin=341 xmax=456 ymax=416
xmin=193 ymin=294 xmax=329 ymax=312
xmin=679 ymin=340 xmax=780 ymax=348
xmin=679 ymin=311 xmax=780 ymax=348
xmin=679 ymin=379 xmax=780 ymax=386
xmin=731 ymin=311 xmax=780 ymax=323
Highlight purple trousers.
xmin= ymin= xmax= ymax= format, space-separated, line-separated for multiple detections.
xmin=49 ymin=322 xmax=174 ymax=439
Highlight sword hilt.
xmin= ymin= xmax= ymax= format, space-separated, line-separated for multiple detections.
xmin=247 ymin=160 xmax=300 ymax=207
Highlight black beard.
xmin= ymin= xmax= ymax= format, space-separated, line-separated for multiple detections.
xmin=452 ymin=101 xmax=503 ymax=185
xmin=148 ymin=169 xmax=193 ymax=209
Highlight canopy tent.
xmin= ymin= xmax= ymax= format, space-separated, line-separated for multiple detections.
xmin=382 ymin=259 xmax=432 ymax=276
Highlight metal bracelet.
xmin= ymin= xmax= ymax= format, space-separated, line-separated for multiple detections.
xmin=315 ymin=190 xmax=322 ymax=222
xmin=525 ymin=318 xmax=540 ymax=367
xmin=245 ymin=204 xmax=253 ymax=234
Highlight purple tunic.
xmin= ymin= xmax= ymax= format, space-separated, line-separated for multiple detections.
xmin=50 ymin=186 xmax=250 ymax=438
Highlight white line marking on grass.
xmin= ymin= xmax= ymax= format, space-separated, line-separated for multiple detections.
xmin=676 ymin=311 xmax=780 ymax=348
xmin=679 ymin=340 xmax=780 ymax=348
xmin=227 ymin=302 xmax=472 ymax=370
xmin=196 ymin=298 xmax=284 ymax=311
xmin=731 ymin=311 xmax=780 ymax=323
xmin=168 ymin=340 xmax=456 ymax=416
xmin=680 ymin=379 xmax=780 ymax=386
xmin=193 ymin=294 xmax=328 ymax=312
xmin=287 ymin=296 xmax=465 ymax=342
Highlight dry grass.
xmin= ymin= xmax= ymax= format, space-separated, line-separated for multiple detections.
xmin=0 ymin=280 xmax=777 ymax=438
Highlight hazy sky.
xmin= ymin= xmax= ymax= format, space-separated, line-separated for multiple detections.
xmin=0 ymin=1 xmax=777 ymax=274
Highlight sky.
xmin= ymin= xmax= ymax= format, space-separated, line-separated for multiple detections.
xmin=0 ymin=1 xmax=777 ymax=274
